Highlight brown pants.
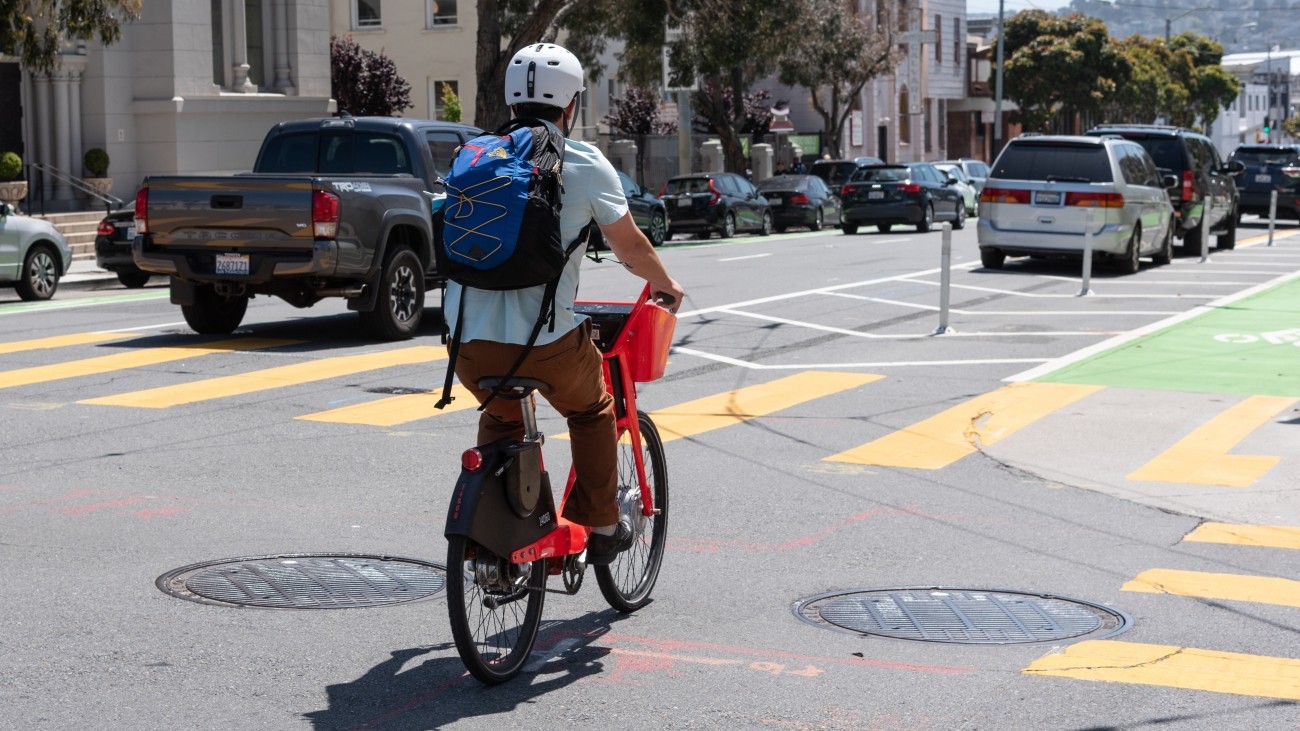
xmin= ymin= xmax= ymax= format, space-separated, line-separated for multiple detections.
xmin=452 ymin=320 xmax=618 ymax=527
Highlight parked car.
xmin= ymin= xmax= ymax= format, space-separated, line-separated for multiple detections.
xmin=977 ymin=134 xmax=1177 ymax=274
xmin=588 ymin=170 xmax=668 ymax=250
xmin=1227 ymin=143 xmax=1300 ymax=222
xmin=933 ymin=162 xmax=979 ymax=215
xmin=755 ymin=174 xmax=841 ymax=231
xmin=661 ymin=172 xmax=772 ymax=239
xmin=0 ymin=201 xmax=72 ymax=301
xmin=937 ymin=158 xmax=991 ymax=195
xmin=1085 ymin=124 xmax=1242 ymax=251
xmin=839 ymin=162 xmax=966 ymax=234
xmin=810 ymin=157 xmax=885 ymax=193
xmin=94 ymin=203 xmax=153 ymax=288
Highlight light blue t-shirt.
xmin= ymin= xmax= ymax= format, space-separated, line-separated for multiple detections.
xmin=445 ymin=138 xmax=629 ymax=345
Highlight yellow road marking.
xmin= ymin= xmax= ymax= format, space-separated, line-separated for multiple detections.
xmin=1126 ymin=395 xmax=1296 ymax=487
xmin=825 ymin=382 xmax=1102 ymax=469
xmin=0 ymin=338 xmax=297 ymax=390
xmin=81 ymin=346 xmax=445 ymax=408
xmin=0 ymin=332 xmax=127 ymax=355
xmin=296 ymin=383 xmax=476 ymax=425
xmin=1023 ymin=640 xmax=1300 ymax=700
xmin=552 ymin=371 xmax=884 ymax=442
xmin=1122 ymin=568 xmax=1300 ymax=608
xmin=1185 ymin=523 xmax=1300 ymax=551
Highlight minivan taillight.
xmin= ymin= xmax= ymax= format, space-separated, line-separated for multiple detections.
xmin=708 ymin=179 xmax=722 ymax=205
xmin=133 ymin=187 xmax=149 ymax=234
xmin=1181 ymin=170 xmax=1195 ymax=201
xmin=980 ymin=187 xmax=1030 ymax=204
xmin=312 ymin=190 xmax=340 ymax=238
xmin=1065 ymin=191 xmax=1124 ymax=208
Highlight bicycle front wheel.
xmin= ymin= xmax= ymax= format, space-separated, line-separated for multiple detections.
xmin=596 ymin=410 xmax=669 ymax=612
xmin=445 ymin=536 xmax=547 ymax=684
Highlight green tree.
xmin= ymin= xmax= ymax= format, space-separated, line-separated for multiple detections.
xmin=1000 ymin=11 xmax=1130 ymax=132
xmin=1167 ymin=33 xmax=1239 ymax=129
xmin=776 ymin=0 xmax=898 ymax=159
xmin=1107 ymin=35 xmax=1185 ymax=123
xmin=440 ymin=82 xmax=462 ymax=123
xmin=0 ymin=0 xmax=140 ymax=71
xmin=329 ymin=35 xmax=412 ymax=117
xmin=1282 ymin=115 xmax=1300 ymax=139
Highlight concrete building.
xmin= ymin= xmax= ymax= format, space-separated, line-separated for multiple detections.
xmin=1209 ymin=50 xmax=1300 ymax=156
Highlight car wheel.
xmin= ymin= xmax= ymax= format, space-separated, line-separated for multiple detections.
xmin=1152 ymin=221 xmax=1174 ymax=266
xmin=1116 ymin=226 xmax=1141 ymax=275
xmin=980 ymin=248 xmax=1005 ymax=270
xmin=647 ymin=210 xmax=666 ymax=247
xmin=841 ymin=223 xmax=858 ymax=235
xmin=809 ymin=208 xmax=823 ymax=232
xmin=758 ymin=210 xmax=773 ymax=236
xmin=360 ymin=245 xmax=425 ymax=340
xmin=953 ymin=203 xmax=967 ymax=230
xmin=917 ymin=204 xmax=934 ymax=233
xmin=181 ymin=285 xmax=249 ymax=334
xmin=116 ymin=270 xmax=152 ymax=288
xmin=15 ymin=243 xmax=61 ymax=301
xmin=720 ymin=212 xmax=736 ymax=239
xmin=877 ymin=224 xmax=892 ymax=233
xmin=1216 ymin=208 xmax=1236 ymax=250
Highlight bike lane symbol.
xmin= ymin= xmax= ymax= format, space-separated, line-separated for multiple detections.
xmin=1213 ymin=328 xmax=1300 ymax=346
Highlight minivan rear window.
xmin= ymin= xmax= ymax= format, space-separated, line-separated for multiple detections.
xmin=991 ymin=144 xmax=1114 ymax=182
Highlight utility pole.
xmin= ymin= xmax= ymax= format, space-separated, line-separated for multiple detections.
xmin=993 ymin=0 xmax=1005 ymax=161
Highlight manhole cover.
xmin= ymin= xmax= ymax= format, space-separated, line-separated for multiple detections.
xmin=794 ymin=587 xmax=1130 ymax=644
xmin=156 ymin=553 xmax=446 ymax=609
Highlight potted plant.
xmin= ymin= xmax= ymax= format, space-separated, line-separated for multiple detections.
xmin=83 ymin=147 xmax=113 ymax=196
xmin=0 ymin=151 xmax=27 ymax=209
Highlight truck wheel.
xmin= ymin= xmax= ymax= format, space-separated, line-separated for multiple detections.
xmin=361 ymin=245 xmax=424 ymax=341
xmin=1216 ymin=209 xmax=1236 ymax=250
xmin=182 ymin=286 xmax=248 ymax=334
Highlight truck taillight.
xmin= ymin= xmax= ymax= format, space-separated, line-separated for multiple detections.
xmin=312 ymin=190 xmax=340 ymax=238
xmin=133 ymin=187 xmax=149 ymax=234
xmin=1181 ymin=170 xmax=1195 ymax=201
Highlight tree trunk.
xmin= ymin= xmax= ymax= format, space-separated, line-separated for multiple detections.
xmin=473 ymin=0 xmax=580 ymax=132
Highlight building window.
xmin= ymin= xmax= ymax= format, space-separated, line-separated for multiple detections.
xmin=431 ymin=80 xmax=459 ymax=120
xmin=428 ymin=0 xmax=457 ymax=26
xmin=355 ymin=0 xmax=381 ymax=29
xmin=935 ymin=14 xmax=942 ymax=62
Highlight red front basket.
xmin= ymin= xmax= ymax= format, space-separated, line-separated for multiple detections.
xmin=616 ymin=298 xmax=677 ymax=382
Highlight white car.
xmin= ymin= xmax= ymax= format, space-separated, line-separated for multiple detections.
xmin=0 ymin=202 xmax=73 ymax=300
xmin=934 ymin=162 xmax=979 ymax=215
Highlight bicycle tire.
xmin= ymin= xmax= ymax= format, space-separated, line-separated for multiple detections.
xmin=595 ymin=411 xmax=669 ymax=612
xmin=445 ymin=536 xmax=547 ymax=684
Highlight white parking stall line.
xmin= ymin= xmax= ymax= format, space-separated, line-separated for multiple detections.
xmin=718 ymin=253 xmax=773 ymax=262
xmin=716 ymin=308 xmax=1115 ymax=339
xmin=1160 ymin=269 xmax=1292 ymax=275
xmin=672 ymin=346 xmax=1050 ymax=370
xmin=1194 ymin=261 xmax=1299 ymax=267
xmin=897 ymin=278 xmax=1218 ymax=299
xmin=1031 ymin=274 xmax=1259 ymax=286
xmin=823 ymin=291 xmax=1181 ymax=316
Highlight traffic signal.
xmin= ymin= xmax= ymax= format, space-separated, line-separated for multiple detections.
xmin=1264 ymin=117 xmax=1272 ymax=133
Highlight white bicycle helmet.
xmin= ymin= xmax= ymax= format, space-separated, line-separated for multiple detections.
xmin=504 ymin=43 xmax=586 ymax=108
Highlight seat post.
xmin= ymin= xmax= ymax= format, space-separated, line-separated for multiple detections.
xmin=520 ymin=392 xmax=542 ymax=443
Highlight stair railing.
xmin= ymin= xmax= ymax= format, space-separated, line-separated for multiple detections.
xmin=25 ymin=163 xmax=125 ymax=216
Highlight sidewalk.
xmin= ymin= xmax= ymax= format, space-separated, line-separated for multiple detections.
xmin=62 ymin=258 xmax=140 ymax=290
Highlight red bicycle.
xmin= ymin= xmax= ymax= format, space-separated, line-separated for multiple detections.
xmin=444 ymin=284 xmax=675 ymax=684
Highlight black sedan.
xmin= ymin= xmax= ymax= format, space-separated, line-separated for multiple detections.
xmin=590 ymin=169 xmax=669 ymax=250
xmin=839 ymin=162 xmax=966 ymax=234
xmin=94 ymin=203 xmax=153 ymax=288
xmin=756 ymin=174 xmax=841 ymax=232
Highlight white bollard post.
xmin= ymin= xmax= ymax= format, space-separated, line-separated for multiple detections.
xmin=933 ymin=222 xmax=954 ymax=335
xmin=1078 ymin=209 xmax=1094 ymax=297
xmin=1199 ymin=210 xmax=1211 ymax=263
xmin=1268 ymin=189 xmax=1278 ymax=247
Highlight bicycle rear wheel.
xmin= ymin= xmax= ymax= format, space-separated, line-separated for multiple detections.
xmin=446 ymin=536 xmax=547 ymax=684
xmin=596 ymin=411 xmax=668 ymax=612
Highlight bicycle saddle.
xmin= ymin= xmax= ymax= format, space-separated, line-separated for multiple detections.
xmin=477 ymin=376 xmax=551 ymax=399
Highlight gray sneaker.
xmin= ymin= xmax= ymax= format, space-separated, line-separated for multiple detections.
xmin=586 ymin=521 xmax=633 ymax=566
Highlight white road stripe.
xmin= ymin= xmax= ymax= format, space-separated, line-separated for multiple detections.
xmin=672 ymin=346 xmax=1049 ymax=370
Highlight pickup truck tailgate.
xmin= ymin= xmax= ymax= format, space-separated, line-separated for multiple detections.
xmin=146 ymin=176 xmax=316 ymax=250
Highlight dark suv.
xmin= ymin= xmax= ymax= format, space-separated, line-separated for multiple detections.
xmin=1228 ymin=144 xmax=1300 ymax=222
xmin=1085 ymin=124 xmax=1243 ymax=251
xmin=661 ymin=172 xmax=772 ymax=239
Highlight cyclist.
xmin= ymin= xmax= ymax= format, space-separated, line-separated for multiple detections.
xmin=445 ymin=43 xmax=685 ymax=566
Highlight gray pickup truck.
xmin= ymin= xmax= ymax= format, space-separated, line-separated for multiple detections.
xmin=132 ymin=115 xmax=482 ymax=339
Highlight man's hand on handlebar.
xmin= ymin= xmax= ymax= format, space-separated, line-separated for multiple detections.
xmin=652 ymin=281 xmax=685 ymax=314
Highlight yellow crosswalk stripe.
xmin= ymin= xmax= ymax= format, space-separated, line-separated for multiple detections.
xmin=0 ymin=332 xmax=127 ymax=355
xmin=0 ymin=338 xmax=297 ymax=390
xmin=81 ymin=346 xmax=445 ymax=408
xmin=551 ymin=371 xmax=884 ymax=442
xmin=296 ymin=383 xmax=477 ymax=425
xmin=825 ymin=382 xmax=1102 ymax=469
xmin=1122 ymin=568 xmax=1300 ymax=608
xmin=1127 ymin=396 xmax=1296 ymax=487
xmin=1185 ymin=523 xmax=1300 ymax=551
xmin=1023 ymin=640 xmax=1300 ymax=700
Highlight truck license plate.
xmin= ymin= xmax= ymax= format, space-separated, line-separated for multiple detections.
xmin=215 ymin=253 xmax=249 ymax=275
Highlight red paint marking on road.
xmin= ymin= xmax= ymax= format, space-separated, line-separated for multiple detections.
xmin=127 ymin=506 xmax=192 ymax=519
xmin=0 ymin=489 xmax=98 ymax=514
xmin=55 ymin=497 xmax=148 ymax=516
xmin=0 ymin=486 xmax=23 ymax=491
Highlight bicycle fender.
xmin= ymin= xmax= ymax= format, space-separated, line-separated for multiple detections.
xmin=444 ymin=443 xmax=557 ymax=558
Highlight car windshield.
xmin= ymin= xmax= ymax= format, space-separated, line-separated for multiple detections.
xmin=664 ymin=178 xmax=711 ymax=195
xmin=850 ymin=166 xmax=909 ymax=183
xmin=991 ymin=144 xmax=1114 ymax=182
xmin=1232 ymin=148 xmax=1299 ymax=166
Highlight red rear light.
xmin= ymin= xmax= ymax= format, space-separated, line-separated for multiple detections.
xmin=1181 ymin=170 xmax=1195 ymax=200
xmin=97 ymin=220 xmax=115 ymax=236
xmin=312 ymin=190 xmax=340 ymax=238
xmin=133 ymin=188 xmax=149 ymax=234
xmin=658 ymin=183 xmax=667 ymax=196
xmin=1281 ymin=166 xmax=1300 ymax=179
xmin=790 ymin=193 xmax=810 ymax=205
xmin=1065 ymin=191 xmax=1124 ymax=208
xmin=980 ymin=187 xmax=1030 ymax=204
xmin=461 ymin=448 xmax=484 ymax=472
xmin=841 ymin=184 xmax=857 ymax=196
xmin=901 ymin=183 xmax=921 ymax=193
xmin=708 ymin=179 xmax=721 ymax=205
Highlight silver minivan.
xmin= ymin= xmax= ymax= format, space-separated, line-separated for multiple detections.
xmin=977 ymin=135 xmax=1177 ymax=274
